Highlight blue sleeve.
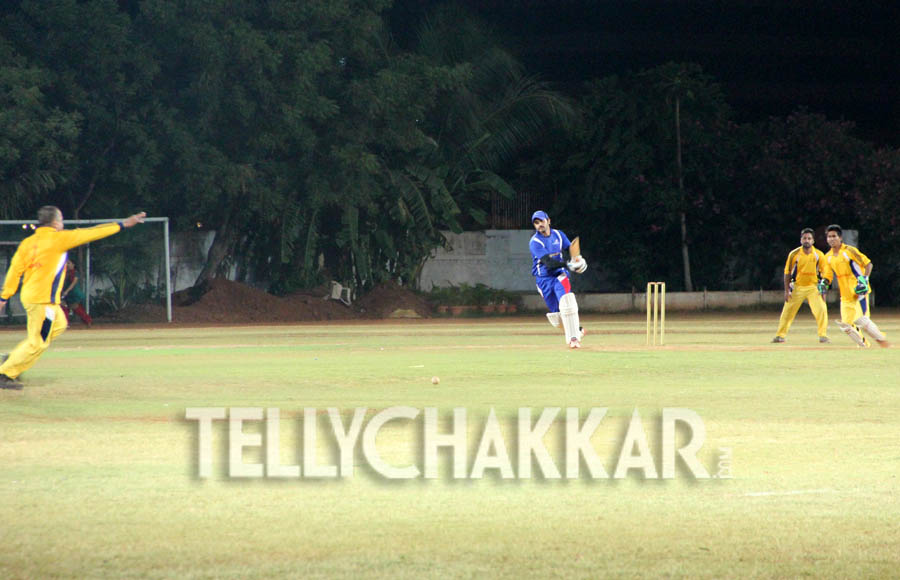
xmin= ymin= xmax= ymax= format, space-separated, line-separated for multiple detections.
xmin=530 ymin=237 xmax=546 ymax=260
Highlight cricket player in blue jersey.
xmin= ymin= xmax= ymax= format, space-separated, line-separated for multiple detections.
xmin=529 ymin=210 xmax=588 ymax=348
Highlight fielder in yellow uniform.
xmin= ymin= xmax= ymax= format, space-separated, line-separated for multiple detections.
xmin=0 ymin=206 xmax=146 ymax=389
xmin=823 ymin=224 xmax=889 ymax=348
xmin=772 ymin=228 xmax=830 ymax=343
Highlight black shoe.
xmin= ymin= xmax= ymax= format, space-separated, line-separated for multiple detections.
xmin=0 ymin=373 xmax=23 ymax=390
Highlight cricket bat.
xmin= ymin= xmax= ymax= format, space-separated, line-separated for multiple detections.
xmin=569 ymin=236 xmax=581 ymax=259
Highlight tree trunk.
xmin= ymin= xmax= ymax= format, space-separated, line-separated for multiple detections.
xmin=194 ymin=216 xmax=234 ymax=286
xmin=674 ymin=97 xmax=693 ymax=292
xmin=73 ymin=137 xmax=116 ymax=220
xmin=679 ymin=211 xmax=693 ymax=292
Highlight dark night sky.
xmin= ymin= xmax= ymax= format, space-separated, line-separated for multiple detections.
xmin=401 ymin=0 xmax=899 ymax=145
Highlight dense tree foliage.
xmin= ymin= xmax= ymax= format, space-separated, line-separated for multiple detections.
xmin=1 ymin=1 xmax=897 ymax=302
xmin=531 ymin=63 xmax=741 ymax=291
xmin=4 ymin=0 xmax=160 ymax=219
xmin=521 ymin=67 xmax=900 ymax=302
xmin=0 ymin=34 xmax=79 ymax=217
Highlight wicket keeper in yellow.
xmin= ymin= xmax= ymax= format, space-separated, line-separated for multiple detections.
xmin=0 ymin=206 xmax=146 ymax=389
xmin=772 ymin=228 xmax=830 ymax=343
xmin=822 ymin=224 xmax=889 ymax=348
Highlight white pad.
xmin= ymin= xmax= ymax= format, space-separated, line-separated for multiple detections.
xmin=854 ymin=316 xmax=886 ymax=342
xmin=835 ymin=320 xmax=867 ymax=348
xmin=546 ymin=312 xmax=561 ymax=328
xmin=559 ymin=293 xmax=580 ymax=344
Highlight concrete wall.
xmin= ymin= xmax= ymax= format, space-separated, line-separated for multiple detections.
xmin=419 ymin=230 xmax=536 ymax=291
xmin=420 ymin=229 xmax=850 ymax=311
xmin=521 ymin=289 xmax=841 ymax=312
xmin=82 ymin=230 xmax=226 ymax=299
xmin=0 ymin=226 xmax=861 ymax=319
xmin=166 ymin=230 xmax=238 ymax=291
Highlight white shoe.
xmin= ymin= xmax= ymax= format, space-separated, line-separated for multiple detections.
xmin=569 ymin=338 xmax=581 ymax=349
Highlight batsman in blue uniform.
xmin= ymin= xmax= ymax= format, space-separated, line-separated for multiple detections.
xmin=529 ymin=210 xmax=588 ymax=348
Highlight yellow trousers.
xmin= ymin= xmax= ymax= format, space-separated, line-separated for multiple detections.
xmin=0 ymin=302 xmax=68 ymax=379
xmin=839 ymin=293 xmax=869 ymax=324
xmin=839 ymin=293 xmax=873 ymax=346
xmin=775 ymin=285 xmax=828 ymax=338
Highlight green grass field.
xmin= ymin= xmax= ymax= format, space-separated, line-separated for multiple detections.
xmin=2 ymin=312 xmax=899 ymax=578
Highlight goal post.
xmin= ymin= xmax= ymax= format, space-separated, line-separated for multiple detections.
xmin=0 ymin=217 xmax=173 ymax=323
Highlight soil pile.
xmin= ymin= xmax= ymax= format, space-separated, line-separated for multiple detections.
xmin=354 ymin=281 xmax=431 ymax=319
xmin=104 ymin=278 xmax=428 ymax=324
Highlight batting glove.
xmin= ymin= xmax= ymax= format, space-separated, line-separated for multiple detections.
xmin=567 ymin=256 xmax=588 ymax=274
xmin=854 ymin=275 xmax=870 ymax=295
xmin=817 ymin=279 xmax=830 ymax=294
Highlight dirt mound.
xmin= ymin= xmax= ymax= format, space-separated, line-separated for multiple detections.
xmin=281 ymin=291 xmax=359 ymax=321
xmin=355 ymin=281 xmax=431 ymax=319
xmin=169 ymin=278 xmax=288 ymax=322
xmin=169 ymin=278 xmax=357 ymax=323
xmin=102 ymin=278 xmax=426 ymax=324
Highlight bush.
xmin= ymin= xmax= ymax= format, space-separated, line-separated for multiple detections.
xmin=425 ymin=284 xmax=522 ymax=308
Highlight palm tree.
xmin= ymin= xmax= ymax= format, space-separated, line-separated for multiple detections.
xmin=643 ymin=62 xmax=727 ymax=292
xmin=275 ymin=4 xmax=575 ymax=293
xmin=319 ymin=3 xmax=575 ymax=291
xmin=653 ymin=63 xmax=700 ymax=292
xmin=414 ymin=4 xmax=575 ymax=228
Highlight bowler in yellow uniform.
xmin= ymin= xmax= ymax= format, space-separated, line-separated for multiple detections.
xmin=772 ymin=228 xmax=830 ymax=343
xmin=0 ymin=206 xmax=146 ymax=389
xmin=823 ymin=224 xmax=889 ymax=348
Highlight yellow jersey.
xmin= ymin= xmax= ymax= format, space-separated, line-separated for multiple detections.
xmin=825 ymin=243 xmax=871 ymax=302
xmin=783 ymin=246 xmax=829 ymax=287
xmin=2 ymin=223 xmax=122 ymax=305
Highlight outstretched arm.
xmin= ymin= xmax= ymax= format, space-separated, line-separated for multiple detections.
xmin=58 ymin=212 xmax=148 ymax=250
xmin=121 ymin=212 xmax=147 ymax=228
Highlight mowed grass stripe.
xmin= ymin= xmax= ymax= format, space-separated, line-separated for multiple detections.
xmin=1 ymin=314 xmax=898 ymax=578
